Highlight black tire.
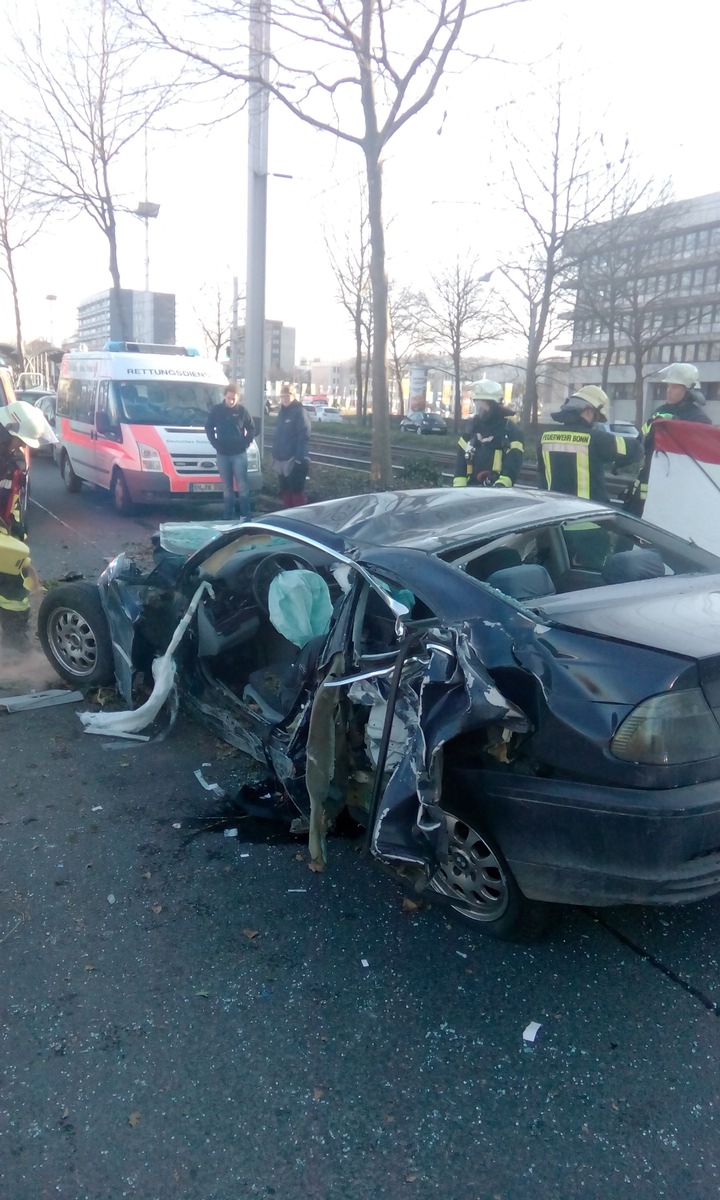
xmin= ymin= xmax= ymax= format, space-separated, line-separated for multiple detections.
xmin=111 ymin=469 xmax=134 ymax=516
xmin=38 ymin=583 xmax=115 ymax=687
xmin=61 ymin=452 xmax=82 ymax=493
xmin=427 ymin=803 xmax=553 ymax=941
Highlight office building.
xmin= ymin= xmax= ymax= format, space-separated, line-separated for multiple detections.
xmin=77 ymin=289 xmax=176 ymax=349
xmin=564 ymin=192 xmax=720 ymax=423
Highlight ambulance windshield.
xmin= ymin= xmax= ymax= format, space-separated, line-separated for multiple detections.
xmin=112 ymin=380 xmax=225 ymax=426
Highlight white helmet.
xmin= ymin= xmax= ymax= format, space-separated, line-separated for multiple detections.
xmin=657 ymin=362 xmax=700 ymax=390
xmin=564 ymin=385 xmax=609 ymax=416
xmin=0 ymin=400 xmax=58 ymax=447
xmin=472 ymin=379 xmax=503 ymax=403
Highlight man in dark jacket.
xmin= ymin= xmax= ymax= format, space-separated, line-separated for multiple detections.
xmin=539 ymin=386 xmax=641 ymax=504
xmin=205 ymin=385 xmax=256 ymax=520
xmin=452 ymin=380 xmax=524 ymax=488
xmin=271 ymin=384 xmax=310 ymax=507
xmin=624 ymin=362 xmax=712 ymax=516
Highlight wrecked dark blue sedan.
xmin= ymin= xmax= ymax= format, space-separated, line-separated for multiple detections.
xmin=38 ymin=488 xmax=720 ymax=939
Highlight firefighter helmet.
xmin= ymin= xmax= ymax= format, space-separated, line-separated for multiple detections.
xmin=471 ymin=379 xmax=503 ymax=404
xmin=564 ymin=385 xmax=609 ymax=417
xmin=0 ymin=400 xmax=57 ymax=448
xmin=657 ymin=362 xmax=701 ymax=390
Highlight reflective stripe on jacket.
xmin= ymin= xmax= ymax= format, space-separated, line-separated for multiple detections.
xmin=539 ymin=420 xmax=641 ymax=504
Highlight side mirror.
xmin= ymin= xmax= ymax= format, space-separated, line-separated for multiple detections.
xmin=96 ymin=411 xmax=112 ymax=435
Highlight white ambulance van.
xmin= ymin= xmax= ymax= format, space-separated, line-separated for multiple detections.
xmin=55 ymin=343 xmax=262 ymax=514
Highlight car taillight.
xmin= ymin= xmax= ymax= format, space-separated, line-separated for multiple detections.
xmin=611 ymin=688 xmax=720 ymax=765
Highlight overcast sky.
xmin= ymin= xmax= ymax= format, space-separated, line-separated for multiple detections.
xmin=3 ymin=0 xmax=719 ymax=362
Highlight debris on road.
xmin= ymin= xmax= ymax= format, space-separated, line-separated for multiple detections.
xmin=523 ymin=1021 xmax=542 ymax=1044
xmin=0 ymin=689 xmax=83 ymax=712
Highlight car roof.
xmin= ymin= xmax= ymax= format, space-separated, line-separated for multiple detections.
xmin=254 ymin=488 xmax=613 ymax=553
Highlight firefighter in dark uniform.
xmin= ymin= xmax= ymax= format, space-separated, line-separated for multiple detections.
xmin=0 ymin=401 xmax=56 ymax=647
xmin=624 ymin=363 xmax=712 ymax=516
xmin=452 ymin=380 xmax=524 ymax=488
xmin=539 ymin=386 xmax=642 ymax=570
xmin=538 ymin=385 xmax=641 ymax=504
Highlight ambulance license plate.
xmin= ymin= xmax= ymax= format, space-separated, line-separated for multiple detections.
xmin=190 ymin=483 xmax=222 ymax=493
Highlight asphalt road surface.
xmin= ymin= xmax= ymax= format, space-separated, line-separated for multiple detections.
xmin=2 ymin=460 xmax=720 ymax=1199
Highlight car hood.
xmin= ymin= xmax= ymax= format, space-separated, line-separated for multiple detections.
xmin=540 ymin=574 xmax=720 ymax=659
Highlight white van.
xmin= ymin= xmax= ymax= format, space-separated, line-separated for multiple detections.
xmin=55 ymin=343 xmax=262 ymax=514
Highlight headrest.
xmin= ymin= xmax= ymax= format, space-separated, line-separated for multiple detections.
xmin=486 ymin=563 xmax=556 ymax=601
xmin=601 ymin=549 xmax=665 ymax=584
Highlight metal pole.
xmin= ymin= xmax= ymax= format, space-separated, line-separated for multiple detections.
xmin=245 ymin=0 xmax=270 ymax=453
xmin=230 ymin=275 xmax=239 ymax=385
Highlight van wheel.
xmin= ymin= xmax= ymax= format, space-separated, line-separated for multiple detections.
xmin=111 ymin=470 xmax=134 ymax=516
xmin=61 ymin=453 xmax=82 ymax=493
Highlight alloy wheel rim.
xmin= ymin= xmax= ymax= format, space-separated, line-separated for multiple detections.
xmin=430 ymin=813 xmax=510 ymax=923
xmin=48 ymin=608 xmax=99 ymax=677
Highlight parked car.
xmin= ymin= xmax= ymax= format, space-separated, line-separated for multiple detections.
xmin=598 ymin=420 xmax=641 ymax=440
xmin=37 ymin=488 xmax=720 ymax=939
xmin=28 ymin=391 xmax=58 ymax=456
xmin=315 ymin=405 xmax=343 ymax=425
xmin=400 ymin=411 xmax=447 ymax=435
xmin=302 ymin=401 xmax=320 ymax=421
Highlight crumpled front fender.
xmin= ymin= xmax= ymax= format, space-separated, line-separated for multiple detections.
xmin=372 ymin=626 xmax=529 ymax=873
xmin=98 ymin=554 xmax=152 ymax=706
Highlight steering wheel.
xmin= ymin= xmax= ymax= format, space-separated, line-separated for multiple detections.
xmin=251 ymin=553 xmax=314 ymax=614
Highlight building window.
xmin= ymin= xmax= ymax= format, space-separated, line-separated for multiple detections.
xmin=710 ymin=343 xmax=720 ymax=360
xmin=696 ymin=343 xmax=709 ymax=361
xmin=693 ymin=268 xmax=706 ymax=288
xmin=660 ymin=345 xmax=671 ymax=363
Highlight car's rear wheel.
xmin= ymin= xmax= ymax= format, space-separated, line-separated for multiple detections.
xmin=38 ymin=583 xmax=114 ymax=687
xmin=111 ymin=469 xmax=134 ymax=516
xmin=61 ymin=452 xmax=82 ymax=493
xmin=428 ymin=805 xmax=551 ymax=941
xmin=416 ymin=426 xmax=424 ymax=435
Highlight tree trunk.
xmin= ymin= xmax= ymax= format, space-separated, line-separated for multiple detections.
xmin=105 ymin=196 xmax=128 ymax=342
xmin=453 ymin=348 xmax=462 ymax=434
xmin=364 ymin=144 xmax=391 ymax=486
xmin=633 ymin=356 xmax=645 ymax=430
xmin=354 ymin=310 xmax=364 ymax=423
xmin=600 ymin=336 xmax=615 ymax=391
xmin=4 ymin=240 xmax=24 ymax=365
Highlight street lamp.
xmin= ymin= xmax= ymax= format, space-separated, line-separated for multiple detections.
xmin=45 ymin=294 xmax=57 ymax=345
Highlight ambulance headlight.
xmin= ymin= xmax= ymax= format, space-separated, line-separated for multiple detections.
xmin=137 ymin=443 xmax=162 ymax=472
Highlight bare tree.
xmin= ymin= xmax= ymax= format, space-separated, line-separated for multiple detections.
xmin=126 ymin=0 xmax=527 ymax=485
xmin=387 ymin=283 xmax=426 ymax=418
xmin=501 ymin=80 xmax=635 ymax=434
xmin=0 ymin=128 xmax=54 ymax=364
xmin=419 ymin=258 xmax=501 ymax=432
xmin=194 ymin=282 xmax=237 ymax=361
xmin=325 ymin=199 xmax=373 ymax=424
xmin=12 ymin=0 xmax=181 ymax=340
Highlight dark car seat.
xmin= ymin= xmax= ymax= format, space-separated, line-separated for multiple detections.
xmin=486 ymin=563 xmax=556 ymax=602
xmin=601 ymin=549 xmax=666 ymax=584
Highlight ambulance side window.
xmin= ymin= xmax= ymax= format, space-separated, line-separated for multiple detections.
xmin=96 ymin=381 xmax=121 ymax=434
xmin=65 ymin=379 xmax=95 ymax=423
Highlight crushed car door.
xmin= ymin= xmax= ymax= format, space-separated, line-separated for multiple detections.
xmin=319 ymin=572 xmax=528 ymax=877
